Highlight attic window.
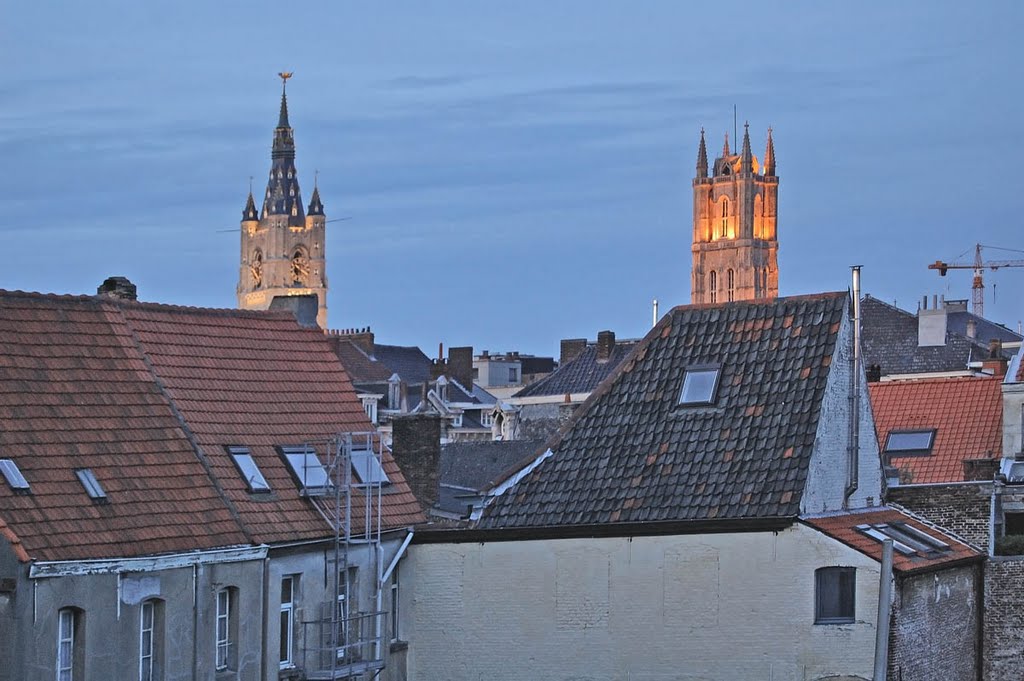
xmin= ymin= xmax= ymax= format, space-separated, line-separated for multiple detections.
xmin=855 ymin=522 xmax=951 ymax=557
xmin=679 ymin=367 xmax=721 ymax=406
xmin=884 ymin=429 xmax=936 ymax=456
xmin=75 ymin=469 xmax=107 ymax=501
xmin=281 ymin=445 xmax=331 ymax=494
xmin=228 ymin=447 xmax=271 ymax=493
xmin=0 ymin=459 xmax=30 ymax=492
xmin=351 ymin=449 xmax=390 ymax=486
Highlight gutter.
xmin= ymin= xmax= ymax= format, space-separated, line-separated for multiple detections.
xmin=29 ymin=545 xmax=268 ymax=579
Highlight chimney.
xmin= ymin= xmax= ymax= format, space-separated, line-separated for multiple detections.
xmin=448 ymin=346 xmax=474 ymax=388
xmin=348 ymin=327 xmax=375 ymax=354
xmin=917 ymin=294 xmax=947 ymax=347
xmin=390 ymin=413 xmax=441 ymax=512
xmin=983 ymin=339 xmax=1007 ymax=378
xmin=269 ymin=294 xmax=319 ymax=328
xmin=866 ymin=364 xmax=882 ymax=383
xmin=96 ymin=276 xmax=137 ymax=301
xmin=596 ymin=330 xmax=616 ymax=362
xmin=559 ymin=338 xmax=587 ymax=366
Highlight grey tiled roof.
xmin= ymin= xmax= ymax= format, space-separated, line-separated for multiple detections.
xmin=372 ymin=344 xmax=433 ymax=384
xmin=441 ymin=440 xmax=547 ymax=492
xmin=480 ymin=292 xmax=848 ymax=529
xmin=860 ymin=296 xmax=995 ymax=376
xmin=514 ymin=340 xmax=640 ymax=398
xmin=946 ymin=310 xmax=1022 ymax=345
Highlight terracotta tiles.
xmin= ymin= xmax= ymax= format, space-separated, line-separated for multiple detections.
xmin=804 ymin=508 xmax=981 ymax=574
xmin=868 ymin=376 xmax=1002 ymax=484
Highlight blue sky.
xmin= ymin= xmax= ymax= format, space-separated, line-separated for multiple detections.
xmin=3 ymin=2 xmax=1023 ymax=355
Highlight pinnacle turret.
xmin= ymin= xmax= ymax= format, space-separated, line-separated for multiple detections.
xmin=308 ymin=184 xmax=324 ymax=216
xmin=764 ymin=127 xmax=776 ymax=176
xmin=740 ymin=121 xmax=753 ymax=173
xmin=696 ymin=128 xmax=708 ymax=179
xmin=722 ymin=132 xmax=730 ymax=158
xmin=242 ymin=191 xmax=259 ymax=221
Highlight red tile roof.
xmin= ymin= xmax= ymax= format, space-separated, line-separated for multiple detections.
xmin=868 ymin=376 xmax=1002 ymax=484
xmin=0 ymin=291 xmax=424 ymax=563
xmin=804 ymin=508 xmax=981 ymax=574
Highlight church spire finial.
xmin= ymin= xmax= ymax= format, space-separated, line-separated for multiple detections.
xmin=764 ymin=126 xmax=776 ymax=176
xmin=696 ymin=127 xmax=708 ymax=178
xmin=722 ymin=132 xmax=730 ymax=158
xmin=277 ymin=72 xmax=293 ymax=129
xmin=740 ymin=121 xmax=753 ymax=173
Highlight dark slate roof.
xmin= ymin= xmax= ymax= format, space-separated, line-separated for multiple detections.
xmin=441 ymin=440 xmax=547 ymax=491
xmin=946 ymin=309 xmax=1022 ymax=345
xmin=480 ymin=292 xmax=848 ymax=529
xmin=860 ymin=295 xmax=995 ymax=376
xmin=328 ymin=338 xmax=393 ymax=383
xmin=514 ymin=340 xmax=640 ymax=398
xmin=373 ymin=344 xmax=433 ymax=384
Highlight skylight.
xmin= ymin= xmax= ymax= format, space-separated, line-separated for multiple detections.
xmin=351 ymin=449 xmax=391 ymax=486
xmin=884 ymin=429 xmax=936 ymax=456
xmin=679 ymin=367 xmax=721 ymax=406
xmin=228 ymin=447 xmax=271 ymax=493
xmin=855 ymin=522 xmax=951 ymax=557
xmin=281 ymin=446 xmax=331 ymax=494
xmin=75 ymin=469 xmax=107 ymax=500
xmin=0 ymin=459 xmax=30 ymax=491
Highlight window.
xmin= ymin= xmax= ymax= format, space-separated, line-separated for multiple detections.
xmin=726 ymin=269 xmax=735 ymax=302
xmin=761 ymin=268 xmax=768 ymax=294
xmin=883 ymin=429 xmax=936 ymax=456
xmin=754 ymin=267 xmax=761 ymax=297
xmin=0 ymin=458 xmax=30 ymax=491
xmin=508 ymin=367 xmax=518 ymax=383
xmin=215 ymin=588 xmax=237 ymax=671
xmin=57 ymin=608 xmax=83 ymax=681
xmin=351 ymin=449 xmax=390 ymax=486
xmin=75 ymin=469 xmax=107 ymax=500
xmin=452 ymin=413 xmax=463 ymax=428
xmin=280 ymin=577 xmax=296 ymax=668
xmin=390 ymin=567 xmax=401 ymax=642
xmin=815 ymin=567 xmax=855 ymax=624
xmin=139 ymin=599 xmax=163 ymax=681
xmin=481 ymin=411 xmax=494 ymax=428
xmin=336 ymin=568 xmax=358 ymax=662
xmin=361 ymin=396 xmax=379 ymax=425
xmin=472 ymin=367 xmax=480 ymax=380
xmin=709 ymin=270 xmax=718 ymax=304
xmin=855 ymin=522 xmax=951 ymax=557
xmin=679 ymin=367 xmax=721 ymax=406
xmin=719 ymin=199 xmax=728 ymax=238
xmin=228 ymin=447 xmax=271 ymax=493
xmin=281 ymin=446 xmax=331 ymax=493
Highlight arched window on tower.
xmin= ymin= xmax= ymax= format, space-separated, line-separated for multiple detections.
xmin=727 ymin=269 xmax=735 ymax=302
xmin=709 ymin=270 xmax=718 ymax=304
xmin=762 ymin=267 xmax=769 ymax=295
xmin=719 ymin=199 xmax=728 ymax=239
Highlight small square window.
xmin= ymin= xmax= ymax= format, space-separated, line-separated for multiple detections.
xmin=75 ymin=469 xmax=107 ymax=500
xmin=351 ymin=449 xmax=390 ymax=486
xmin=228 ymin=447 xmax=271 ymax=493
xmin=678 ymin=367 xmax=721 ymax=405
xmin=281 ymin=446 xmax=331 ymax=494
xmin=884 ymin=429 xmax=936 ymax=456
xmin=815 ymin=567 xmax=855 ymax=624
xmin=0 ymin=459 xmax=30 ymax=491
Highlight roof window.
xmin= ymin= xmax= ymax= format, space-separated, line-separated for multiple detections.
xmin=280 ymin=446 xmax=331 ymax=495
xmin=0 ymin=459 xmax=30 ymax=492
xmin=351 ymin=449 xmax=391 ymax=486
xmin=855 ymin=521 xmax=951 ymax=557
xmin=884 ymin=429 xmax=936 ymax=456
xmin=678 ymin=366 xmax=721 ymax=406
xmin=75 ymin=469 xmax=107 ymax=501
xmin=228 ymin=447 xmax=271 ymax=493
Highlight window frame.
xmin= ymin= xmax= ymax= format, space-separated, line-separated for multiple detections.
xmin=279 ymin=445 xmax=331 ymax=494
xmin=709 ymin=270 xmax=718 ymax=304
xmin=0 ymin=458 xmax=30 ymax=491
xmin=139 ymin=599 xmax=163 ymax=681
xmin=227 ymin=447 xmax=271 ymax=493
xmin=678 ymin=365 xmax=722 ymax=407
xmin=57 ymin=607 xmax=82 ymax=681
xmin=279 ymin=577 xmax=295 ymax=669
xmin=726 ymin=268 xmax=735 ymax=302
xmin=883 ymin=429 xmax=936 ymax=457
xmin=351 ymin=449 xmax=391 ymax=486
xmin=390 ymin=567 xmax=401 ymax=642
xmin=814 ymin=567 xmax=856 ymax=625
xmin=215 ymin=588 xmax=237 ymax=671
xmin=75 ymin=468 xmax=107 ymax=501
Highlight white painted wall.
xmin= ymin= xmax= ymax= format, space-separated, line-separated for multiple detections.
xmin=405 ymin=525 xmax=879 ymax=681
xmin=1002 ymin=383 xmax=1024 ymax=458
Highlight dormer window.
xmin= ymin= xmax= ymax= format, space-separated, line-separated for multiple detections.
xmin=679 ymin=366 xmax=721 ymax=406
xmin=75 ymin=469 xmax=107 ymax=501
xmin=883 ymin=429 xmax=936 ymax=456
xmin=0 ymin=459 xmax=30 ymax=492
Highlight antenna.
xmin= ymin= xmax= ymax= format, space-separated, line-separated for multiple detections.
xmin=652 ymin=299 xmax=659 ymax=328
xmin=733 ymin=105 xmax=737 ymax=150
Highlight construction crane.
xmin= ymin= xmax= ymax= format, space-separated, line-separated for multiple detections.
xmin=928 ymin=243 xmax=1024 ymax=317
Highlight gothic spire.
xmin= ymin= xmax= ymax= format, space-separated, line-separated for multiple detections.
xmin=722 ymin=132 xmax=730 ymax=158
xmin=764 ymin=126 xmax=776 ymax=176
xmin=696 ymin=128 xmax=708 ymax=178
xmin=263 ymin=72 xmax=304 ymax=226
xmin=242 ymin=190 xmax=259 ymax=221
xmin=308 ymin=174 xmax=324 ymax=216
xmin=740 ymin=121 xmax=753 ymax=173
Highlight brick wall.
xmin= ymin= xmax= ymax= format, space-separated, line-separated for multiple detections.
xmin=889 ymin=483 xmax=991 ymax=549
xmin=517 ymin=402 xmax=577 ymax=440
xmin=391 ymin=414 xmax=441 ymax=511
xmin=984 ymin=558 xmax=1024 ymax=681
xmin=889 ymin=564 xmax=980 ymax=681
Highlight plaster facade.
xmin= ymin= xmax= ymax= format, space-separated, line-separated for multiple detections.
xmin=405 ymin=525 xmax=881 ymax=681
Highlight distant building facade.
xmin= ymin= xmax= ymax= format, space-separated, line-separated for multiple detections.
xmin=237 ymin=75 xmax=328 ymax=329
xmin=691 ymin=124 xmax=778 ymax=304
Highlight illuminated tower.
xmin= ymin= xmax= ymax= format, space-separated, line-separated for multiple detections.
xmin=690 ymin=123 xmax=778 ymax=304
xmin=237 ymin=73 xmax=328 ymax=328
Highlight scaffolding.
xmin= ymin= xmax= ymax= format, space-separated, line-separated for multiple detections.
xmin=299 ymin=432 xmax=389 ymax=680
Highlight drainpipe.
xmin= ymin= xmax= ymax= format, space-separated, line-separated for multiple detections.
xmin=375 ymin=529 xmax=414 ymax=661
xmin=873 ymin=538 xmax=893 ymax=681
xmin=845 ymin=266 xmax=863 ymax=507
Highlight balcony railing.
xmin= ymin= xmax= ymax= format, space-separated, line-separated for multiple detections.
xmin=300 ymin=609 xmax=388 ymax=680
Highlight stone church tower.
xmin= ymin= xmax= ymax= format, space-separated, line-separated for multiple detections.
xmin=691 ymin=123 xmax=778 ymax=305
xmin=237 ymin=75 xmax=328 ymax=328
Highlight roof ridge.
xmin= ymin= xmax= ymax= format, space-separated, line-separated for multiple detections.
xmin=669 ymin=290 xmax=846 ymax=315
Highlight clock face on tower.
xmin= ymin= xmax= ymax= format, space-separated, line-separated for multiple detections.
xmin=291 ymin=250 xmax=310 ymax=285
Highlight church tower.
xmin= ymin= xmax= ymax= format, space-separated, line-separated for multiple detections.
xmin=237 ymin=73 xmax=328 ymax=328
xmin=691 ymin=123 xmax=778 ymax=305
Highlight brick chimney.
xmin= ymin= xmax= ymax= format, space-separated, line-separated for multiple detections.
xmin=596 ymin=330 xmax=616 ymax=362
xmin=390 ymin=413 xmax=441 ymax=512
xmin=983 ymin=339 xmax=1007 ymax=378
xmin=448 ymin=346 xmax=474 ymax=388
xmin=559 ymin=338 xmax=587 ymax=366
xmin=348 ymin=327 xmax=375 ymax=354
xmin=269 ymin=294 xmax=319 ymax=328
xmin=918 ymin=294 xmax=947 ymax=347
xmin=96 ymin=276 xmax=137 ymax=301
